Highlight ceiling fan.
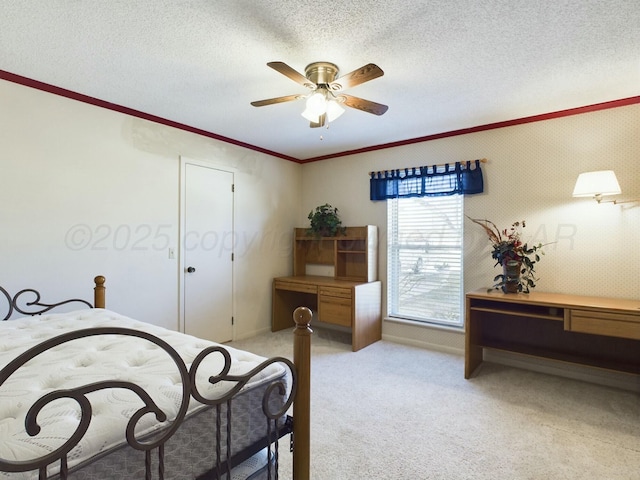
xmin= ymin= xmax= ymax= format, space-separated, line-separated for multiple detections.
xmin=251 ymin=61 xmax=388 ymax=128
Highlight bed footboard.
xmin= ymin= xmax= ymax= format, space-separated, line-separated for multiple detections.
xmin=0 ymin=304 xmax=313 ymax=480
xmin=0 ymin=327 xmax=193 ymax=479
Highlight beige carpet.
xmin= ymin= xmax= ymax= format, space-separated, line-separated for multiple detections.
xmin=228 ymin=328 xmax=640 ymax=480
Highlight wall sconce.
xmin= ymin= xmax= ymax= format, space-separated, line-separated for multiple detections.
xmin=572 ymin=170 xmax=637 ymax=204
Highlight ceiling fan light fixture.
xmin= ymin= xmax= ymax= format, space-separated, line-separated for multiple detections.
xmin=252 ymin=61 xmax=388 ymax=127
xmin=302 ymin=96 xmax=344 ymax=124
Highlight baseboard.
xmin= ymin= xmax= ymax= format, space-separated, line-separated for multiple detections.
xmin=484 ymin=349 xmax=640 ymax=392
xmin=381 ymin=323 xmax=639 ymax=392
xmin=234 ymin=326 xmax=272 ymax=342
xmin=382 ymin=333 xmax=464 ymax=355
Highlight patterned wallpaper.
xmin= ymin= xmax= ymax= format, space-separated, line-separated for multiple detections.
xmin=303 ymin=102 xmax=640 ymax=300
xmin=377 ymin=102 xmax=639 ymax=353
xmin=462 ymin=103 xmax=640 ymax=300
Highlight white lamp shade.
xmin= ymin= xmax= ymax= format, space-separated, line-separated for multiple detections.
xmin=301 ymin=108 xmax=320 ymax=123
xmin=305 ymin=91 xmax=327 ymax=116
xmin=572 ymin=170 xmax=621 ymax=197
xmin=325 ymin=100 xmax=345 ymax=122
xmin=301 ymin=90 xmax=328 ymax=122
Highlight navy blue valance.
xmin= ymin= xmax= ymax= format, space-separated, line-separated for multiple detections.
xmin=369 ymin=159 xmax=484 ymax=201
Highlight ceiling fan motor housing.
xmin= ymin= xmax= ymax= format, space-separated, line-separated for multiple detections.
xmin=304 ymin=62 xmax=339 ymax=86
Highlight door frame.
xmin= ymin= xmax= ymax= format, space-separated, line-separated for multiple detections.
xmin=178 ymin=156 xmax=235 ymax=339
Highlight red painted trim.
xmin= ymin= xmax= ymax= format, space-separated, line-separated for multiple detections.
xmin=0 ymin=69 xmax=300 ymax=163
xmin=2 ymin=69 xmax=637 ymax=164
xmin=301 ymin=96 xmax=640 ymax=163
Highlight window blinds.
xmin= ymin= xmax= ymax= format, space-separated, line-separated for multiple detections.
xmin=387 ymin=195 xmax=463 ymax=326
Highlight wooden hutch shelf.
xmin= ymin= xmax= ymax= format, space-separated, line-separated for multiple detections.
xmin=293 ymin=225 xmax=378 ymax=282
xmin=273 ymin=226 xmax=381 ymax=351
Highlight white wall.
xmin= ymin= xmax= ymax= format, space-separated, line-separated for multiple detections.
xmin=0 ymin=79 xmax=301 ymax=338
xmin=3 ymin=77 xmax=638 ymax=349
xmin=300 ymin=103 xmax=640 ymax=348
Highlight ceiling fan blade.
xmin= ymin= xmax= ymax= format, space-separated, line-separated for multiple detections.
xmin=339 ymin=94 xmax=388 ymax=116
xmin=267 ymin=62 xmax=315 ymax=89
xmin=250 ymin=94 xmax=304 ymax=107
xmin=329 ymin=63 xmax=384 ymax=91
xmin=310 ymin=114 xmax=326 ymax=128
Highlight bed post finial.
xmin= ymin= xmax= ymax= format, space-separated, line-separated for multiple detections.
xmin=292 ymin=306 xmax=312 ymax=480
xmin=94 ymin=275 xmax=106 ymax=309
xmin=293 ymin=306 xmax=312 ymax=330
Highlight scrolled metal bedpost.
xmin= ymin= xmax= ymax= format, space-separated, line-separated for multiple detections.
xmin=292 ymin=306 xmax=312 ymax=480
xmin=93 ymin=276 xmax=106 ymax=309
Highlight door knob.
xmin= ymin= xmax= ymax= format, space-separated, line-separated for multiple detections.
xmin=187 ymin=266 xmax=196 ymax=273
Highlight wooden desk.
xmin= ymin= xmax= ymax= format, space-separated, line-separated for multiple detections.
xmin=273 ymin=276 xmax=381 ymax=352
xmin=465 ymin=289 xmax=640 ymax=379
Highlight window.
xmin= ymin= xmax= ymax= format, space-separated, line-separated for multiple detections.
xmin=387 ymin=194 xmax=464 ymax=327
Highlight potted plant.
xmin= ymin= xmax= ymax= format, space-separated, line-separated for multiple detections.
xmin=467 ymin=217 xmax=548 ymax=293
xmin=307 ymin=203 xmax=346 ymax=237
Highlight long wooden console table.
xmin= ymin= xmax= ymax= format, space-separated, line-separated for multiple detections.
xmin=273 ymin=275 xmax=382 ymax=352
xmin=465 ymin=289 xmax=640 ymax=379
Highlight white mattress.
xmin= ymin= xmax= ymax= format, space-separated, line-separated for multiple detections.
xmin=0 ymin=309 xmax=286 ymax=479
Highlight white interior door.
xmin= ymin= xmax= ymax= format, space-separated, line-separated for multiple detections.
xmin=183 ymin=163 xmax=233 ymax=342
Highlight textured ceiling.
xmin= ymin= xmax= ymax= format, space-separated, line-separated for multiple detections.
xmin=1 ymin=1 xmax=639 ymax=161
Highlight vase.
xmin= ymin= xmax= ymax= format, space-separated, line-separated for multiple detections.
xmin=502 ymin=260 xmax=522 ymax=293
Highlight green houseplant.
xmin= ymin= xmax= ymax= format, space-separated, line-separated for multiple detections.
xmin=468 ymin=217 xmax=547 ymax=293
xmin=307 ymin=203 xmax=346 ymax=237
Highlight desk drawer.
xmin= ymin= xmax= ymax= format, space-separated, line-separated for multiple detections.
xmin=318 ymin=286 xmax=351 ymax=299
xmin=274 ymin=280 xmax=317 ymax=294
xmin=319 ymin=294 xmax=352 ymax=327
xmin=567 ymin=309 xmax=640 ymax=340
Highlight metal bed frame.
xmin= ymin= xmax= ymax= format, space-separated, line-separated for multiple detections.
xmin=0 ymin=276 xmax=311 ymax=480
